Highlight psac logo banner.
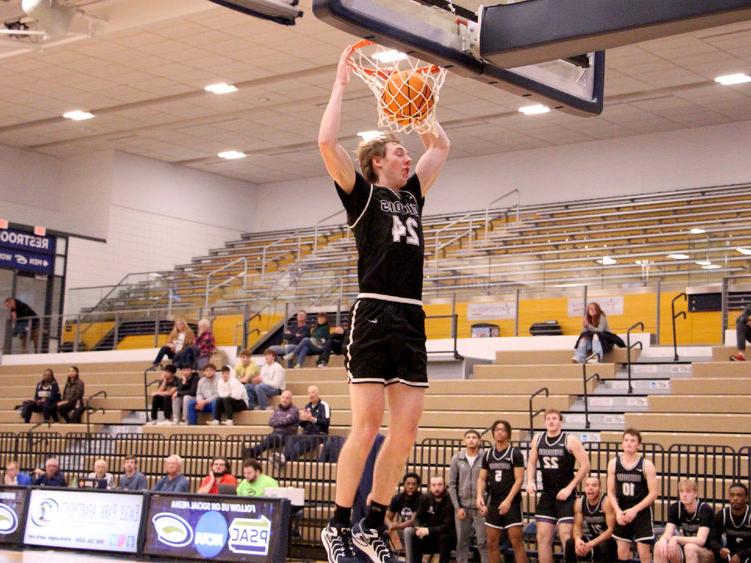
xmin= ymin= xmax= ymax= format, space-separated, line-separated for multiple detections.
xmin=228 ymin=515 xmax=272 ymax=556
xmin=152 ymin=512 xmax=193 ymax=547
xmin=0 ymin=505 xmax=18 ymax=534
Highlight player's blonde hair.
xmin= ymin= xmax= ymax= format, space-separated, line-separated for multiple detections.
xmin=678 ymin=478 xmax=699 ymax=493
xmin=356 ymin=132 xmax=401 ymax=184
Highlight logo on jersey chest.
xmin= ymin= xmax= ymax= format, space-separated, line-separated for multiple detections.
xmin=380 ymin=199 xmax=419 ymax=217
xmin=489 ymin=462 xmax=512 ymax=471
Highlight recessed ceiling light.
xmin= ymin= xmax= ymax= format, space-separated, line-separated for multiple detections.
xmin=695 ymin=260 xmax=712 ymax=266
xmin=372 ymin=49 xmax=408 ymax=64
xmin=736 ymin=247 xmax=751 ymax=256
xmin=218 ymin=150 xmax=246 ymax=160
xmin=714 ymin=73 xmax=751 ymax=86
xmin=519 ymin=104 xmax=550 ymax=115
xmin=596 ymin=256 xmax=617 ymax=265
xmin=702 ymin=264 xmax=721 ymax=270
xmin=690 ymin=228 xmax=706 ymax=234
xmin=667 ymin=253 xmax=690 ymax=260
xmin=63 ymin=110 xmax=94 ymax=121
xmin=357 ymin=130 xmax=383 ymax=141
xmin=205 ymin=83 xmax=238 ymax=94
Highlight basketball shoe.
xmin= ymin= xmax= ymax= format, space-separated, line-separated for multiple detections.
xmin=321 ymin=521 xmax=360 ymax=563
xmin=351 ymin=518 xmax=401 ymax=562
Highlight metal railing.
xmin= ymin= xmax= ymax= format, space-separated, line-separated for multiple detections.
xmin=312 ymin=209 xmax=346 ymax=253
xmin=528 ymin=387 xmax=549 ymax=434
xmin=671 ymin=292 xmax=687 ymax=361
xmin=484 ymin=188 xmax=520 ymax=240
xmin=433 ymin=209 xmax=481 ymax=266
xmin=261 ymin=232 xmax=300 ymax=275
xmin=581 ymin=356 xmax=600 ymax=430
xmin=626 ymin=321 xmax=645 ymax=395
xmin=204 ymin=257 xmax=248 ymax=309
xmin=84 ymin=390 xmax=107 ymax=435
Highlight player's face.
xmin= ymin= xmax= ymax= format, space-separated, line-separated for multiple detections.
xmin=493 ymin=424 xmax=509 ymax=443
xmin=404 ymin=477 xmax=419 ymax=495
xmin=545 ymin=413 xmax=562 ymax=433
xmin=584 ymin=478 xmax=601 ymax=500
xmin=729 ymin=487 xmax=748 ymax=511
xmin=679 ymin=486 xmax=698 ymax=506
xmin=621 ymin=434 xmax=640 ymax=454
xmin=464 ymin=433 xmax=479 ymax=449
xmin=429 ymin=477 xmax=445 ymax=497
xmin=379 ymin=142 xmax=412 ymax=185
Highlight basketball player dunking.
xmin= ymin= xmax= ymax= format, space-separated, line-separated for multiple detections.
xmin=607 ymin=428 xmax=658 ymax=563
xmin=318 ymin=46 xmax=450 ymax=563
xmin=526 ymin=409 xmax=591 ymax=563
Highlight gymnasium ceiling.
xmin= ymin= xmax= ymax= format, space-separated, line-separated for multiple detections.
xmin=0 ymin=0 xmax=750 ymax=184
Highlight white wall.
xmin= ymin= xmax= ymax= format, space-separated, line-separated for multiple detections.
xmin=253 ymin=119 xmax=751 ymax=230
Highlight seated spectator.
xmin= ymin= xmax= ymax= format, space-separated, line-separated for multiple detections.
xmin=171 ymin=366 xmax=199 ymax=425
xmin=119 ymin=456 xmax=148 ymax=491
xmin=731 ymin=304 xmax=751 ymax=361
xmin=288 ymin=312 xmax=330 ymax=368
xmin=56 ymin=366 xmax=85 ymax=423
xmin=655 ymin=478 xmax=714 ymax=563
xmin=386 ymin=472 xmax=424 ymax=553
xmin=150 ymin=318 xmax=195 ymax=369
xmin=195 ymin=318 xmax=216 ymax=370
xmin=246 ymin=349 xmax=285 ymax=411
xmin=235 ymin=349 xmax=259 ymax=385
xmin=86 ymin=459 xmax=115 ymax=489
xmin=236 ymin=458 xmax=279 ymax=497
xmin=3 ymin=460 xmax=32 ymax=486
xmin=209 ymin=365 xmax=249 ymax=426
xmin=268 ymin=310 xmax=310 ymax=367
xmin=280 ymin=385 xmax=331 ymax=464
xmin=3 ymin=297 xmax=39 ymax=354
xmin=709 ymin=482 xmax=751 ymax=563
xmin=317 ymin=326 xmax=346 ymax=368
xmin=246 ymin=390 xmax=299 ymax=459
xmin=197 ymin=457 xmax=238 ymax=494
xmin=33 ymin=457 xmax=67 ymax=487
xmin=147 ymin=365 xmax=179 ymax=425
xmin=152 ymin=455 xmax=189 ymax=493
xmin=20 ymin=369 xmax=60 ymax=423
xmin=573 ymin=302 xmax=623 ymax=363
xmin=186 ymin=363 xmax=219 ymax=425
xmin=404 ymin=475 xmax=456 ymax=563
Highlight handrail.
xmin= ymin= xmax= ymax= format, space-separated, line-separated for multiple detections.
xmin=261 ymin=233 xmax=298 ymax=275
xmin=424 ymin=314 xmax=463 ymax=360
xmin=671 ymin=293 xmax=687 ymax=361
xmin=484 ymin=188 xmax=520 ymax=240
xmin=205 ymin=257 xmax=248 ymax=309
xmin=143 ymin=369 xmax=162 ymax=419
xmin=528 ymin=387 xmax=549 ymax=435
xmin=313 ymin=209 xmax=346 ymax=253
xmin=433 ymin=209 xmax=479 ymax=266
xmin=581 ymin=355 xmax=601 ymax=430
xmin=626 ymin=321 xmax=645 ymax=395
xmin=85 ymin=391 xmax=107 ymax=434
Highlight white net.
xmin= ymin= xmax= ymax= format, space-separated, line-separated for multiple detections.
xmin=349 ymin=40 xmax=447 ymax=135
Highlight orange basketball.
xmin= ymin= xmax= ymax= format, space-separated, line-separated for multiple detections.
xmin=381 ymin=70 xmax=435 ymax=126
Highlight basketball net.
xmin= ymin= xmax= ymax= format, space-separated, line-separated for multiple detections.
xmin=349 ymin=39 xmax=447 ymax=135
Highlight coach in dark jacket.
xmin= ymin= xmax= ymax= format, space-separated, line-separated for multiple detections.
xmin=57 ymin=366 xmax=85 ymax=423
xmin=404 ymin=475 xmax=456 ymax=563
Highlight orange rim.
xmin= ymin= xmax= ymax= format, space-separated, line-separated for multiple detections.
xmin=349 ymin=39 xmax=443 ymax=77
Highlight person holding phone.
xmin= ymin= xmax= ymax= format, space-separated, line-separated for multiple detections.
xmin=197 ymin=457 xmax=237 ymax=495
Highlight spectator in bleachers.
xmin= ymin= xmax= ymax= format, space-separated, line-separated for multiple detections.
xmin=709 ymin=482 xmax=751 ymax=563
xmin=246 ymin=349 xmax=285 ymax=411
xmin=279 ymin=385 xmax=331 ymax=465
xmin=197 ymin=457 xmax=238 ymax=494
xmin=20 ymin=368 xmax=60 ymax=423
xmin=236 ymin=458 xmax=279 ymax=497
xmin=655 ymin=479 xmax=714 ymax=563
xmin=56 ymin=366 xmax=85 ymax=423
xmin=3 ymin=297 xmax=39 ymax=354
xmin=152 ymin=455 xmax=189 ymax=493
xmin=246 ymin=390 xmax=299 ymax=458
xmin=288 ymin=312 xmax=331 ymax=368
xmin=32 ymin=457 xmax=66 ymax=487
xmin=171 ymin=366 xmax=199 ymax=425
xmin=404 ymin=475 xmax=456 ymax=563
xmin=268 ymin=310 xmax=310 ymax=367
xmin=3 ymin=460 xmax=32 ymax=486
xmin=118 ymin=455 xmax=147 ymax=491
xmin=730 ymin=304 xmax=751 ymax=361
xmin=450 ymin=429 xmax=487 ymax=563
xmin=194 ymin=318 xmax=216 ymax=370
xmin=316 ymin=326 xmax=346 ymax=367
xmin=385 ymin=473 xmax=424 ymax=555
xmin=87 ymin=459 xmax=115 ymax=489
xmin=186 ymin=363 xmax=219 ymax=425
xmin=150 ymin=318 xmax=195 ymax=369
xmin=574 ymin=302 xmax=609 ymax=363
xmin=209 ymin=365 xmax=249 ymax=426
xmin=235 ymin=349 xmax=259 ymax=385
xmin=147 ymin=365 xmax=179 ymax=425
xmin=566 ymin=475 xmax=617 ymax=562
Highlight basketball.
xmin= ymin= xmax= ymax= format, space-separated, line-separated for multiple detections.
xmin=381 ymin=70 xmax=435 ymax=126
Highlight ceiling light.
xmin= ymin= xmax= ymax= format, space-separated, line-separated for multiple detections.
xmin=63 ymin=110 xmax=94 ymax=121
xmin=519 ymin=104 xmax=551 ymax=115
xmin=204 ymin=82 xmax=238 ymax=95
xmin=667 ymin=253 xmax=690 ymax=260
xmin=372 ymin=49 xmax=408 ymax=64
xmin=695 ymin=260 xmax=712 ymax=266
xmin=714 ymin=73 xmax=751 ymax=86
xmin=690 ymin=228 xmax=706 ymax=234
xmin=736 ymin=247 xmax=751 ymax=256
xmin=357 ymin=130 xmax=383 ymax=142
xmin=702 ymin=264 xmax=721 ymax=270
xmin=596 ymin=256 xmax=617 ymax=265
xmin=218 ymin=150 xmax=246 ymax=160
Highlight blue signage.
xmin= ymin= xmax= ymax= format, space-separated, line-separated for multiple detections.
xmin=0 ymin=229 xmax=55 ymax=255
xmin=0 ymin=487 xmax=28 ymax=545
xmin=0 ymin=248 xmax=54 ymax=275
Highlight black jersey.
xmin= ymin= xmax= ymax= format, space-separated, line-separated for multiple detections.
xmin=388 ymin=491 xmax=424 ymax=523
xmin=481 ymin=445 xmax=524 ymax=503
xmin=718 ymin=506 xmax=751 ymax=555
xmin=535 ymin=432 xmax=576 ymax=494
xmin=615 ymin=455 xmax=649 ymax=509
xmin=336 ymin=172 xmax=425 ymax=303
xmin=582 ymin=494 xmax=609 ymax=540
xmin=668 ymin=501 xmax=714 ymax=536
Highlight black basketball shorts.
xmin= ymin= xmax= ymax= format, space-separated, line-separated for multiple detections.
xmin=612 ymin=506 xmax=654 ymax=544
xmin=535 ymin=491 xmax=576 ymax=524
xmin=485 ymin=496 xmax=523 ymax=529
xmin=345 ymin=298 xmax=428 ymax=387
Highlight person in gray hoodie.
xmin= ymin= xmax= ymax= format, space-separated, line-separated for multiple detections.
xmin=449 ymin=429 xmax=488 ymax=563
xmin=185 ymin=363 xmax=219 ymax=425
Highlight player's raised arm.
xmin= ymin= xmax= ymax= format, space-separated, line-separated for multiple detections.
xmin=318 ymin=46 xmax=356 ymax=193
xmin=415 ymin=121 xmax=450 ymax=196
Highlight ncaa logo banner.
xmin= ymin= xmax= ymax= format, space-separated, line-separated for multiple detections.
xmin=144 ymin=493 xmax=290 ymax=561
